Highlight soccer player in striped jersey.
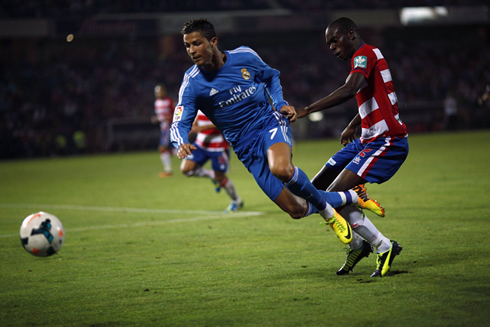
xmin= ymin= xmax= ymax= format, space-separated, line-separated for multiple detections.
xmin=152 ymin=84 xmax=175 ymax=177
xmin=171 ymin=18 xmax=379 ymax=245
xmin=181 ymin=110 xmax=243 ymax=213
xmin=297 ymin=17 xmax=409 ymax=277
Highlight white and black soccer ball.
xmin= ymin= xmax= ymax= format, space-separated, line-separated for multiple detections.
xmin=20 ymin=212 xmax=65 ymax=257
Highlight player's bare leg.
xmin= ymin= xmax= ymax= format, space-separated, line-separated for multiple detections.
xmin=214 ymin=171 xmax=243 ymax=213
xmin=159 ymin=146 xmax=173 ymax=177
xmin=181 ymin=160 xmax=242 ymax=212
xmin=180 ymin=159 xmax=214 ymax=179
xmin=311 ymin=165 xmax=339 ymax=191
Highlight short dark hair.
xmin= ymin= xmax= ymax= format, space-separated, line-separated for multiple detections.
xmin=329 ymin=17 xmax=357 ymax=35
xmin=181 ymin=18 xmax=216 ymax=41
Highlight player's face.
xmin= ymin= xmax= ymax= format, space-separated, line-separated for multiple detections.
xmin=183 ymin=32 xmax=217 ymax=68
xmin=325 ymin=27 xmax=354 ymax=61
xmin=155 ymin=86 xmax=165 ymax=98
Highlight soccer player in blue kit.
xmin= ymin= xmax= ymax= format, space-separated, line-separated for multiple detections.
xmin=170 ymin=18 xmax=382 ymax=245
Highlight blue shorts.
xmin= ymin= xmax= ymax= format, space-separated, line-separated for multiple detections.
xmin=234 ymin=112 xmax=293 ymax=201
xmin=186 ymin=145 xmax=230 ymax=173
xmin=159 ymin=129 xmax=171 ymax=148
xmin=326 ymin=137 xmax=409 ymax=184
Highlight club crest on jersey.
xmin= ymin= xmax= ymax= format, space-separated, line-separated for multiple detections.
xmin=354 ymin=56 xmax=367 ymax=68
xmin=241 ymin=68 xmax=250 ymax=80
xmin=173 ymin=106 xmax=183 ymax=122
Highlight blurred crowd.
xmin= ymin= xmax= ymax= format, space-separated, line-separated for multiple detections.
xmin=1 ymin=23 xmax=489 ymax=158
xmin=1 ymin=0 xmax=487 ymax=18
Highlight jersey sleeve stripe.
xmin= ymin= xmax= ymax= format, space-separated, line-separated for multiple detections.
xmin=372 ymin=48 xmax=384 ymax=60
xmin=380 ymin=69 xmax=393 ymax=83
xmin=178 ymin=66 xmax=199 ymax=105
xmin=229 ymin=47 xmax=266 ymax=65
xmin=388 ymin=92 xmax=398 ymax=106
xmin=170 ymin=123 xmax=184 ymax=146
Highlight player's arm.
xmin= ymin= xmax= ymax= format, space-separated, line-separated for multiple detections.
xmin=170 ymin=77 xmax=198 ymax=159
xmin=260 ymin=66 xmax=297 ymax=122
xmin=297 ymin=72 xmax=366 ymax=118
xmin=250 ymin=48 xmax=291 ymax=115
xmin=188 ymin=118 xmax=218 ymax=143
xmin=340 ymin=113 xmax=361 ymax=146
xmin=172 ymin=112 xmax=197 ymax=159
xmin=191 ymin=121 xmax=217 ymax=134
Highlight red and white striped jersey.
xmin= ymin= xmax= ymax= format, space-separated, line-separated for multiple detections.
xmin=350 ymin=43 xmax=408 ymax=143
xmin=155 ymin=97 xmax=174 ymax=131
xmin=195 ymin=110 xmax=229 ymax=152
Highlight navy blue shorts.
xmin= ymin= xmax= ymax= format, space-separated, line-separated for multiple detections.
xmin=326 ymin=137 xmax=409 ymax=184
xmin=159 ymin=129 xmax=171 ymax=147
xmin=186 ymin=146 xmax=230 ymax=173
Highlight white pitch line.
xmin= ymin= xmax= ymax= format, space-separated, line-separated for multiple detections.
xmin=0 ymin=203 xmax=265 ymax=238
xmin=0 ymin=203 xmax=263 ymax=216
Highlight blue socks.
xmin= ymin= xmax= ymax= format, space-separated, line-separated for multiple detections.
xmin=285 ymin=166 xmax=326 ymax=211
xmin=285 ymin=166 xmax=357 ymax=217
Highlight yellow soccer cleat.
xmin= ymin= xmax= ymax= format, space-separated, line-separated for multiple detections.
xmin=352 ymin=184 xmax=385 ymax=217
xmin=324 ymin=210 xmax=353 ymax=244
xmin=370 ymin=240 xmax=403 ymax=277
xmin=337 ymin=240 xmax=373 ymax=275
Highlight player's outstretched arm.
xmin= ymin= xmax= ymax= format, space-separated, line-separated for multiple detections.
xmin=299 ymin=73 xmax=366 ymax=118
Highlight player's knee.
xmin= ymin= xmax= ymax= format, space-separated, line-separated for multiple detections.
xmin=214 ymin=172 xmax=226 ymax=183
xmin=288 ymin=211 xmax=303 ymax=220
xmin=182 ymin=171 xmax=193 ymax=177
xmin=180 ymin=167 xmax=193 ymax=176
xmin=284 ymin=203 xmax=306 ymax=220
xmin=270 ymin=165 xmax=293 ymax=182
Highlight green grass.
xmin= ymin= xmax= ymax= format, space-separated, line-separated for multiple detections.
xmin=1 ymin=131 xmax=489 ymax=326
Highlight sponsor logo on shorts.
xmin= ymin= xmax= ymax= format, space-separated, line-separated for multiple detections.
xmin=327 ymin=158 xmax=337 ymax=166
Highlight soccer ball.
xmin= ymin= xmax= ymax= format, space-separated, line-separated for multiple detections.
xmin=20 ymin=212 xmax=65 ymax=257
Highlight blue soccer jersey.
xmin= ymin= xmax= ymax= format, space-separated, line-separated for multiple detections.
xmin=170 ymin=46 xmax=288 ymax=149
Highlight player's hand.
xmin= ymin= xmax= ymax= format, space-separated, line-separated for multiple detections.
xmin=177 ymin=143 xmax=197 ymax=159
xmin=280 ymin=105 xmax=297 ymax=123
xmin=340 ymin=125 xmax=357 ymax=146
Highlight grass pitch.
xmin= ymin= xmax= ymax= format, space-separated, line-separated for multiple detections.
xmin=0 ymin=131 xmax=489 ymax=326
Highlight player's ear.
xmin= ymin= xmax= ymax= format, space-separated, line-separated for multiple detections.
xmin=210 ymin=36 xmax=218 ymax=47
xmin=348 ymin=29 xmax=355 ymax=40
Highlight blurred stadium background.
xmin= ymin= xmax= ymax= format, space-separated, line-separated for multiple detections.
xmin=0 ymin=1 xmax=488 ymax=159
